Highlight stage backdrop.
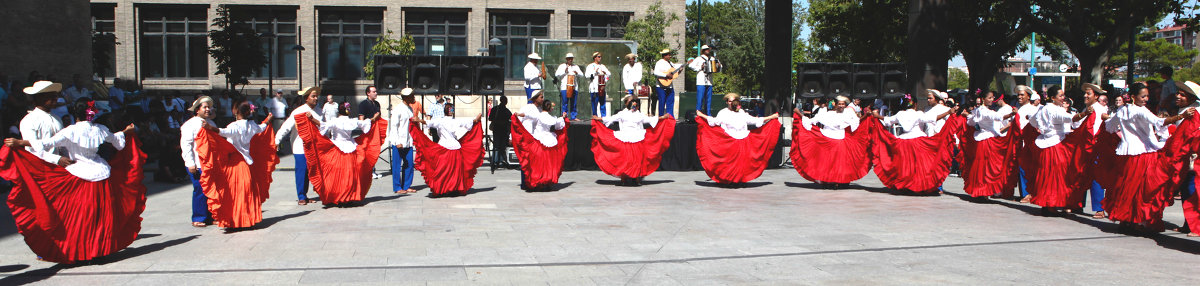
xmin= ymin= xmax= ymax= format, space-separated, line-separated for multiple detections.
xmin=534 ymin=39 xmax=638 ymax=119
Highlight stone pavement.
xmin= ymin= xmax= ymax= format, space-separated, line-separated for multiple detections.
xmin=1 ymin=156 xmax=1198 ymax=285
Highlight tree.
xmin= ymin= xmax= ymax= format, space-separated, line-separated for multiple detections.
xmin=1108 ymin=35 xmax=1198 ymax=79
xmin=363 ymin=30 xmax=416 ymax=80
xmin=946 ymin=1 xmax=1032 ymax=93
xmin=625 ymin=1 xmax=681 ymax=84
xmin=948 ymin=68 xmax=969 ymax=90
xmin=808 ymin=0 xmax=907 ymax=62
xmin=208 ymin=5 xmax=267 ymax=90
xmin=686 ymin=0 xmax=769 ymax=94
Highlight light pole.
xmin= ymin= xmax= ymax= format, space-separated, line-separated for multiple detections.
xmin=263 ymin=31 xmax=276 ymax=93
xmin=292 ymin=26 xmax=306 ymax=91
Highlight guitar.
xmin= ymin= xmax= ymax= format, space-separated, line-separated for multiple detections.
xmin=657 ymin=62 xmax=687 ymax=86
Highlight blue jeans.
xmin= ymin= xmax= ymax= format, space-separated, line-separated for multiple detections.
xmin=696 ymin=85 xmax=713 ymax=115
xmin=525 ymin=87 xmax=538 ymax=103
xmin=656 ymin=86 xmax=675 ymax=116
xmin=560 ymin=89 xmax=578 ymax=120
xmin=294 ymin=154 xmax=310 ymax=201
xmin=1090 ymin=180 xmax=1105 ymax=212
xmin=590 ymin=92 xmax=607 ymax=117
xmin=1017 ymin=167 xmax=1030 ymax=198
xmin=391 ymin=146 xmax=415 ymax=192
xmin=1182 ymin=172 xmax=1197 ymax=200
xmin=188 ymin=169 xmax=210 ymax=223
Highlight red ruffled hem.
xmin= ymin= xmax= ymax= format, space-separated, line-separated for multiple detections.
xmin=296 ymin=114 xmax=386 ymax=204
xmin=789 ymin=117 xmax=876 ymax=184
xmin=695 ymin=115 xmax=781 ymax=184
xmin=590 ymin=117 xmax=677 ymax=179
xmin=510 ymin=114 xmax=568 ymax=189
xmin=871 ymin=116 xmax=963 ymax=193
xmin=411 ymin=123 xmax=484 ymax=196
xmin=196 ymin=122 xmax=279 ymax=228
xmin=1101 ymin=152 xmax=1173 ymax=225
xmin=1028 ymin=114 xmax=1096 ymax=208
xmin=961 ymin=117 xmax=1021 ymax=197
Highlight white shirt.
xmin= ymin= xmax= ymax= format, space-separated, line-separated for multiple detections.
xmin=585 ymin=63 xmax=612 ymax=93
xmin=849 ymin=102 xmax=862 ymax=114
xmin=882 ymin=109 xmax=932 ymax=139
xmin=806 ymin=109 xmax=860 ymax=139
xmin=653 ymin=59 xmax=677 ymax=87
xmin=622 ymin=62 xmax=643 ymax=90
xmin=322 ymin=102 xmax=339 ymax=123
xmin=602 ymin=109 xmax=660 ymax=143
xmin=687 ymin=54 xmax=714 ymax=86
xmin=1017 ymin=103 xmax=1040 ymax=129
xmin=30 ymin=121 xmax=126 ymax=182
xmin=555 ymin=64 xmax=584 ymax=91
xmin=1105 ymin=104 xmax=1165 ymax=156
xmin=164 ymin=98 xmax=185 ymax=113
xmin=527 ymin=111 xmax=566 ymax=147
xmin=217 ymin=98 xmax=233 ymax=117
xmin=709 ymin=108 xmax=764 ymax=140
xmin=219 ymin=119 xmax=267 ymax=165
xmin=922 ymin=104 xmax=951 ymax=136
xmin=180 ymin=116 xmax=216 ymax=169
xmin=969 ymin=105 xmax=1013 ymax=141
xmin=321 ymin=116 xmax=373 ymax=153
xmin=63 ymin=86 xmax=89 ymax=102
xmin=386 ymin=103 xmax=415 ymax=148
xmin=518 ymin=103 xmax=541 ymax=134
xmin=1086 ymin=102 xmax=1108 ymax=134
xmin=427 ymin=117 xmax=475 ymax=150
xmin=19 ymin=108 xmax=65 ymax=164
xmin=274 ymin=104 xmax=321 ymax=154
xmin=523 ymin=62 xmax=543 ymax=90
xmin=1031 ymin=104 xmax=1075 ymax=148
xmin=269 ymin=96 xmax=288 ymax=118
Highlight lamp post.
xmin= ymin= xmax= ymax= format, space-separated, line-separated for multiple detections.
xmin=262 ymin=32 xmax=276 ymax=93
xmin=292 ymin=44 xmax=306 ymax=90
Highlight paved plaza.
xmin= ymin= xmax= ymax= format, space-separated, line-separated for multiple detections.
xmin=1 ymin=156 xmax=1198 ymax=285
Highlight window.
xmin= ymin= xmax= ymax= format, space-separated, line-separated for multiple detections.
xmin=406 ymin=11 xmax=468 ymax=56
xmin=490 ymin=12 xmax=549 ymax=79
xmin=92 ymin=4 xmax=117 ymax=78
xmin=233 ymin=7 xmax=298 ymax=79
xmin=318 ymin=9 xmax=383 ymax=80
xmin=140 ymin=7 xmax=208 ymax=79
xmin=570 ymin=13 xmax=629 ymax=40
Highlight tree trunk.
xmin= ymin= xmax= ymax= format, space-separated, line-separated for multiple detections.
xmin=962 ymin=53 xmax=999 ymax=96
xmin=907 ymin=0 xmax=950 ymax=110
xmin=1076 ymin=50 xmax=1106 ymax=85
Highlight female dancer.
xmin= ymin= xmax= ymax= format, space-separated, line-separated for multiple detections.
xmin=591 ymin=95 xmax=675 ymax=186
xmin=2 ymin=100 xmax=144 ymax=263
xmin=411 ymin=106 xmax=484 ymax=196
xmin=960 ymin=91 xmax=1021 ymax=199
xmin=512 ymin=100 xmax=568 ymax=191
xmin=1028 ymin=86 xmax=1096 ymax=215
xmin=791 ymin=96 xmax=876 ymax=188
xmin=294 ymin=102 xmax=386 ymax=206
xmin=195 ymin=101 xmax=278 ymax=229
xmin=695 ymin=93 xmax=781 ymax=186
xmin=866 ymin=94 xmax=958 ymax=194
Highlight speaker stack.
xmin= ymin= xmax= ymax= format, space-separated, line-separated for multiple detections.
xmin=794 ymin=62 xmax=907 ymax=99
xmin=371 ymin=55 xmax=508 ymax=95
xmin=373 ymin=55 xmax=409 ymax=94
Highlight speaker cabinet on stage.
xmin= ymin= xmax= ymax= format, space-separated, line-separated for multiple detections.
xmin=410 ymin=56 xmax=442 ymax=95
xmin=442 ymin=56 xmax=474 ymax=95
xmin=475 ymin=56 xmax=505 ymax=95
xmin=825 ymin=63 xmax=851 ymax=98
xmin=881 ymin=62 xmax=906 ymax=99
xmin=373 ymin=55 xmax=409 ymax=94
xmin=797 ymin=63 xmax=826 ymax=99
xmin=851 ymin=63 xmax=880 ymax=100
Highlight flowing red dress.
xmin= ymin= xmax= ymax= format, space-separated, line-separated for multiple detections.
xmin=1163 ymin=115 xmax=1200 ymax=233
xmin=410 ymin=123 xmax=484 ymax=196
xmin=695 ymin=116 xmax=781 ymax=184
xmin=590 ymin=117 xmax=677 ymax=179
xmin=790 ymin=117 xmax=877 ymax=184
xmin=295 ymin=114 xmax=386 ymax=205
xmin=960 ymin=117 xmax=1022 ymax=197
xmin=195 ymin=122 xmax=279 ymax=228
xmin=510 ymin=114 xmax=568 ymax=189
xmin=0 ymin=134 xmax=146 ymax=264
xmin=870 ymin=115 xmax=964 ymax=193
xmin=1029 ymin=114 xmax=1097 ymax=209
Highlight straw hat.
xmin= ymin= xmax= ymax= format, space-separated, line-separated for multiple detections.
xmin=835 ymin=95 xmax=850 ymax=103
xmin=1176 ymin=81 xmax=1200 ymax=100
xmin=190 ymin=96 xmax=214 ymax=112
xmin=23 ymin=80 xmax=62 ymax=95
xmin=1081 ymin=83 xmax=1107 ymax=94
xmin=701 ymin=45 xmax=711 ymax=50
xmin=528 ymin=53 xmax=542 ymax=60
xmin=297 ymin=86 xmax=321 ymax=97
xmin=625 ymin=53 xmax=637 ymax=60
xmin=400 ymin=87 xmax=413 ymax=96
xmin=564 ymin=53 xmax=575 ymax=59
xmin=660 ymin=49 xmax=672 ymax=55
xmin=927 ymin=89 xmax=948 ymax=100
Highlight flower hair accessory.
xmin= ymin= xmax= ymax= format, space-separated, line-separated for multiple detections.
xmin=248 ymin=103 xmax=256 ymax=113
xmin=342 ymin=102 xmax=351 ymax=109
xmin=85 ymin=101 xmax=98 ymax=122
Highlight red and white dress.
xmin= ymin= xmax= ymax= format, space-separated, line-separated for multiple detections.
xmin=1161 ymin=103 xmax=1200 ymax=233
xmin=870 ymin=109 xmax=961 ymax=193
xmin=0 ymin=122 xmax=145 ymax=263
xmin=591 ymin=110 xmax=676 ymax=179
xmin=1096 ymin=104 xmax=1173 ymax=228
xmin=295 ymin=114 xmax=386 ymax=204
xmin=695 ymin=109 xmax=780 ymax=184
xmin=510 ymin=112 xmax=568 ymax=189
xmin=791 ymin=109 xmax=875 ymax=184
xmin=1028 ymin=104 xmax=1095 ymax=209
xmin=411 ymin=117 xmax=484 ymax=196
xmin=196 ymin=119 xmax=278 ymax=228
xmin=960 ymin=105 xmax=1021 ymax=197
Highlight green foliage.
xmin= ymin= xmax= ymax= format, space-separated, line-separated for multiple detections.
xmin=807 ymin=0 xmax=906 ymax=62
xmin=1176 ymin=64 xmax=1200 ymax=83
xmin=363 ymin=30 xmax=416 ymax=80
xmin=948 ymin=68 xmax=969 ymax=90
xmin=1108 ymin=36 xmax=1198 ymax=79
xmin=208 ymin=5 xmax=267 ymax=90
xmin=625 ymin=1 xmax=681 ymax=84
xmin=687 ymin=0 xmax=771 ymax=94
xmin=946 ymin=1 xmax=1031 ymax=93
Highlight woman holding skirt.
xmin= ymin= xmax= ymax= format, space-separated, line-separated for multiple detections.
xmin=294 ymin=102 xmax=386 ymax=206
xmin=867 ymin=94 xmax=959 ymax=194
xmin=1028 ymin=86 xmax=1096 ymax=215
xmin=591 ymin=96 xmax=675 ymax=186
xmin=960 ymin=91 xmax=1022 ymax=199
xmin=195 ymin=101 xmax=278 ymax=229
xmin=411 ymin=107 xmax=484 ymax=196
xmin=511 ymin=100 xmax=568 ymax=191
xmin=695 ymin=93 xmax=781 ymax=186
xmin=791 ymin=96 xmax=876 ymax=187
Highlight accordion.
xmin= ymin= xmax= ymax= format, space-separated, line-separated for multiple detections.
xmin=702 ymin=57 xmax=723 ymax=73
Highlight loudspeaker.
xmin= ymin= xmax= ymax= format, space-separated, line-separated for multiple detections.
xmin=373 ymin=55 xmax=409 ymax=94
xmin=442 ymin=56 xmax=474 ymax=95
xmin=851 ymin=63 xmax=879 ymax=100
xmin=881 ymin=62 xmax=906 ymax=99
xmin=410 ymin=56 xmax=442 ymax=95
xmin=825 ymin=63 xmax=851 ymax=98
xmin=796 ymin=63 xmax=825 ymax=98
xmin=476 ymin=56 xmax=505 ymax=95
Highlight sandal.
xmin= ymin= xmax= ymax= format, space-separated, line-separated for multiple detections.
xmin=298 ymin=199 xmax=317 ymax=205
xmin=1092 ymin=211 xmax=1107 ymax=219
xmin=191 ymin=221 xmax=206 ymax=227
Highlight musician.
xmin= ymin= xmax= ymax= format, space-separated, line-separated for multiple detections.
xmin=586 ymin=52 xmax=613 ymax=117
xmin=687 ymin=45 xmax=721 ymax=115
xmin=653 ymin=49 xmax=681 ymax=116
xmin=523 ymin=53 xmax=545 ymax=103
xmin=622 ymin=54 xmax=643 ymax=97
xmin=555 ymin=53 xmax=584 ymax=120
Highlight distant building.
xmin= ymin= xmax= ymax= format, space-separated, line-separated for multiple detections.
xmin=1154 ymin=24 xmax=1196 ymax=50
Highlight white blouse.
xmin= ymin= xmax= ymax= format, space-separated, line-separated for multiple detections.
xmin=386 ymin=103 xmax=415 ymax=148
xmin=969 ymin=105 xmax=1013 ymax=141
xmin=602 ymin=109 xmax=660 ymax=143
xmin=882 ymin=109 xmax=931 ymax=139
xmin=710 ymin=108 xmax=764 ymax=140
xmin=1031 ymin=104 xmax=1075 ymax=148
xmin=180 ymin=116 xmax=216 ymax=169
xmin=519 ymin=103 xmax=541 ymax=134
xmin=805 ymin=109 xmax=859 ymax=139
xmin=527 ymin=111 xmax=566 ymax=147
xmin=1017 ymin=103 xmax=1040 ymax=130
xmin=922 ymin=104 xmax=951 ymax=136
xmin=428 ymin=117 xmax=476 ymax=150
xmin=1104 ymin=104 xmax=1165 ymax=156
xmin=219 ymin=119 xmax=267 ymax=165
xmin=320 ymin=116 xmax=373 ymax=153
xmin=19 ymin=108 xmax=64 ymax=164
xmin=30 ymin=121 xmax=126 ymax=182
xmin=275 ymin=104 xmax=321 ymax=154
xmin=1073 ymin=102 xmax=1108 ymax=134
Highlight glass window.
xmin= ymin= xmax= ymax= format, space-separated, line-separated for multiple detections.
xmin=231 ymin=7 xmax=298 ymax=79
xmin=407 ymin=11 xmax=468 ymax=56
xmin=91 ymin=4 xmax=117 ymax=78
xmin=489 ymin=12 xmax=549 ymax=79
xmin=140 ymin=6 xmax=209 ymax=79
xmin=570 ymin=13 xmax=630 ymax=40
xmin=318 ymin=9 xmax=384 ymax=80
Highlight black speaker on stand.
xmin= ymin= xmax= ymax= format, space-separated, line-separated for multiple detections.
xmin=797 ymin=63 xmax=826 ymax=99
xmin=373 ymin=55 xmax=409 ymax=94
xmin=825 ymin=63 xmax=851 ymax=99
xmin=881 ymin=62 xmax=907 ymax=99
xmin=442 ymin=56 xmax=474 ymax=95
xmin=410 ymin=55 xmax=442 ymax=95
xmin=476 ymin=56 xmax=505 ymax=95
xmin=851 ymin=63 xmax=880 ymax=100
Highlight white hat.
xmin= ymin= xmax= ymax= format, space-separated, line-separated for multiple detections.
xmin=927 ymin=89 xmax=948 ymax=100
xmin=701 ymin=45 xmax=711 ymax=50
xmin=564 ymin=53 xmax=575 ymax=58
xmin=1177 ymin=81 xmax=1200 ymax=100
xmin=528 ymin=53 xmax=541 ymax=60
xmin=400 ymin=87 xmax=413 ymax=96
xmin=1017 ymin=85 xmax=1040 ymax=101
xmin=1082 ymin=83 xmax=1107 ymax=94
xmin=23 ymin=81 xmax=62 ymax=95
xmin=835 ymin=95 xmax=850 ymax=103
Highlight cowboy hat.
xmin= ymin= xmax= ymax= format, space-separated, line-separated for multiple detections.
xmin=625 ymin=53 xmax=637 ymax=60
xmin=1082 ymin=83 xmax=1107 ymax=94
xmin=23 ymin=81 xmax=61 ymax=95
xmin=400 ymin=87 xmax=414 ymax=96
xmin=297 ymin=86 xmax=321 ymax=97
xmin=564 ymin=53 xmax=575 ymax=58
xmin=528 ymin=53 xmax=542 ymax=60
xmin=701 ymin=45 xmax=711 ymax=50
xmin=660 ymin=49 xmax=672 ymax=55
xmin=927 ymin=89 xmax=948 ymax=100
xmin=1176 ymin=80 xmax=1200 ymax=100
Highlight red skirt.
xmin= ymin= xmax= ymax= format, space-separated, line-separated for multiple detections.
xmin=1029 ymin=114 xmax=1096 ymax=208
xmin=1017 ymin=124 xmax=1041 ymax=197
xmin=590 ymin=117 xmax=677 ymax=179
xmin=0 ymin=134 xmax=146 ymax=264
xmin=196 ymin=123 xmax=279 ymax=228
xmin=871 ymin=116 xmax=962 ymax=193
xmin=411 ymin=123 xmax=484 ymax=196
xmin=695 ymin=115 xmax=781 ymax=184
xmin=1101 ymin=152 xmax=1173 ymax=225
xmin=960 ymin=117 xmax=1021 ymax=197
xmin=295 ymin=114 xmax=386 ymax=205
xmin=790 ymin=117 xmax=876 ymax=184
xmin=510 ymin=114 xmax=568 ymax=189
